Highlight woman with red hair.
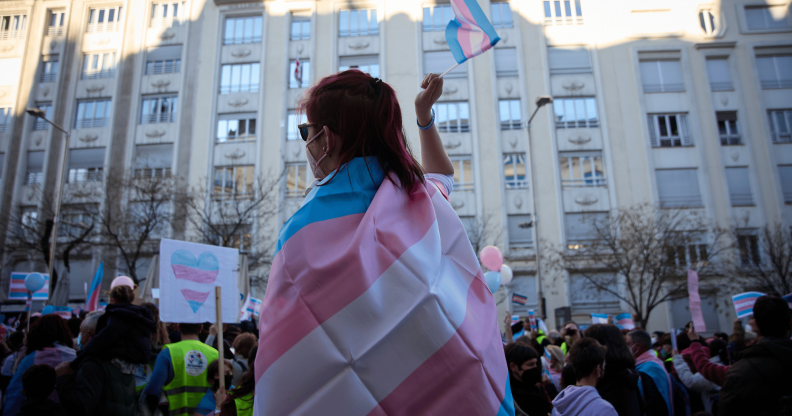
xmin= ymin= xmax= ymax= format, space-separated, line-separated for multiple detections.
xmin=253 ymin=70 xmax=513 ymax=415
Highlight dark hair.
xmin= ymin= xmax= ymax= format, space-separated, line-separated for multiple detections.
xmin=26 ymin=315 xmax=74 ymax=354
xmin=560 ymin=364 xmax=576 ymax=389
xmin=22 ymin=364 xmax=56 ymax=401
xmin=8 ymin=331 xmax=24 ymax=351
xmin=713 ymin=332 xmax=728 ymax=342
xmin=66 ymin=317 xmax=82 ymax=339
xmin=708 ymin=338 xmax=728 ymax=364
xmin=232 ymin=333 xmax=257 ymax=359
xmin=584 ymin=324 xmax=636 ymax=372
xmin=142 ymin=302 xmax=170 ymax=348
xmin=628 ymin=330 xmax=653 ymax=351
xmin=569 ymin=338 xmax=606 ymax=381
xmin=210 ymin=338 xmax=235 ymax=361
xmin=179 ymin=323 xmax=202 ymax=335
xmin=676 ymin=332 xmax=692 ymax=351
xmin=753 ymin=295 xmax=792 ymax=338
xmin=299 ymin=70 xmax=425 ymax=192
xmin=110 ymin=285 xmax=135 ymax=304
xmin=505 ymin=342 xmax=540 ymax=371
xmin=223 ymin=347 xmax=257 ymax=415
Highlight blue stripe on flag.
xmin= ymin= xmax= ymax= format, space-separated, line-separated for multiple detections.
xmin=496 ymin=373 xmax=516 ymax=416
xmin=732 ymin=292 xmax=766 ymax=301
xmin=275 ymin=157 xmax=384 ymax=256
xmin=87 ymin=262 xmax=103 ymax=299
xmin=445 ymin=22 xmax=465 ymax=64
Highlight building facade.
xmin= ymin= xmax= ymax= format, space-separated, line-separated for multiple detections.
xmin=0 ymin=0 xmax=790 ymax=332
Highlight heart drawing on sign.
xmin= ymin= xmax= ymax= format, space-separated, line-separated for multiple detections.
xmin=171 ymin=250 xmax=220 ymax=312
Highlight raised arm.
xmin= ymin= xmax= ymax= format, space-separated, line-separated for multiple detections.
xmin=414 ymin=73 xmax=454 ymax=176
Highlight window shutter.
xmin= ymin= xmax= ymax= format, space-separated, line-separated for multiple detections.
xmin=494 ymin=48 xmax=518 ymax=76
xmin=705 ymin=58 xmax=731 ymax=87
xmin=679 ymin=114 xmax=692 ymax=146
xmin=639 ymin=61 xmax=661 ymax=91
xmin=744 ymin=7 xmax=765 ymax=30
xmin=756 ymin=56 xmax=777 ymax=84
xmin=339 ymin=54 xmax=378 ymax=67
xmin=508 ymin=215 xmax=533 ymax=245
xmin=725 ymin=167 xmax=753 ymax=206
xmin=134 ymin=144 xmax=173 ymax=169
xmin=659 ymin=60 xmax=684 ymax=91
xmin=779 ymin=166 xmax=792 ymax=203
xmin=68 ymin=148 xmax=106 ymax=169
xmin=424 ymin=51 xmax=466 ymax=77
xmin=656 ymin=169 xmax=702 ymax=207
xmin=147 ymin=45 xmax=182 ymax=61
xmin=647 ymin=115 xmax=659 ymax=147
xmin=27 ymin=151 xmax=44 ymax=171
xmin=548 ymin=47 xmax=591 ymax=74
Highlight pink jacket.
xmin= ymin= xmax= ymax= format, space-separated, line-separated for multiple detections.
xmin=685 ymin=342 xmax=728 ymax=387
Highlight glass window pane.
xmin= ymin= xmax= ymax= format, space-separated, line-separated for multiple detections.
xmin=436 ymin=104 xmax=448 ymax=130
xmin=340 ymin=11 xmax=349 ymax=36
xmin=586 ymin=98 xmax=597 ymax=123
xmin=658 ymin=116 xmax=668 ymax=137
xmin=108 ymin=8 xmax=115 ymax=22
xmin=669 ymin=115 xmax=679 ymax=136
xmin=238 ymin=118 xmax=246 ymax=136
xmin=544 ymin=1 xmax=552 ymax=18
xmin=235 ymin=18 xmax=244 ymax=42
xmin=554 ymin=100 xmax=564 ymax=124
xmin=244 ymin=17 xmax=253 ymax=42
xmin=241 ymin=64 xmax=251 ymax=90
xmin=369 ymin=10 xmax=377 ymax=33
xmin=349 ymin=10 xmax=359 ymax=35
xmin=499 ymin=101 xmax=509 ymax=123
xmin=555 ymin=1 xmax=562 ymax=17
xmin=492 ymin=4 xmax=501 ymax=25
xmin=254 ymin=17 xmax=263 ymax=41
xmin=225 ymin=19 xmax=234 ymax=42
xmin=510 ymin=100 xmax=521 ymax=124
xmin=565 ymin=100 xmax=575 ymax=124
xmin=560 ymin=157 xmax=570 ymax=182
xmin=217 ymin=120 xmax=227 ymax=140
xmin=575 ymin=99 xmax=586 ymax=124
xmin=248 ymin=118 xmax=256 ymax=135
xmin=423 ymin=8 xmax=432 ymax=31
xmin=448 ymin=104 xmax=458 ymax=131
xmin=459 ymin=103 xmax=470 ymax=130
xmin=227 ymin=119 xmax=238 ymax=138
xmin=231 ymin=65 xmax=241 ymax=91
xmin=98 ymin=9 xmax=105 ymax=23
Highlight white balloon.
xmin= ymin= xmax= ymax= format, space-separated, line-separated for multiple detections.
xmin=500 ymin=264 xmax=513 ymax=286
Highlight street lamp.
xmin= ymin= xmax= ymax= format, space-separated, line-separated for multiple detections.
xmin=525 ymin=96 xmax=552 ymax=319
xmin=26 ymin=108 xmax=70 ymax=305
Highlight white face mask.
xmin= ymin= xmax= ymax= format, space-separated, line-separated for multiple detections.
xmin=305 ymin=126 xmax=333 ymax=180
xmin=651 ymin=336 xmax=658 ymax=345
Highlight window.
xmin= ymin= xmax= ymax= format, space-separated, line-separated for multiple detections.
xmin=725 ymin=167 xmax=753 ymax=206
xmin=756 ymin=55 xmax=792 ymax=89
xmin=340 ymin=9 xmax=378 ymax=37
xmin=32 ymin=103 xmax=52 ymax=130
xmin=666 ymin=240 xmax=709 ymax=268
xmin=68 ymin=148 xmax=105 ymax=183
xmin=424 ymin=51 xmax=467 ymax=78
xmin=565 ymin=213 xmax=607 ymax=249
xmin=134 ymin=144 xmax=173 ymax=178
xmin=422 ymin=6 xmax=453 ymax=32
xmin=47 ymin=10 xmax=66 ymax=36
xmin=217 ymin=113 xmax=256 ymax=143
xmin=146 ymin=45 xmax=182 ymax=75
xmin=570 ymin=274 xmax=619 ymax=312
xmin=140 ymin=95 xmax=178 ymax=124
xmin=220 ymin=63 xmax=260 ymax=93
xmin=499 ymin=100 xmax=522 ymax=130
xmin=778 ymin=165 xmax=792 ymax=203
xmin=40 ymin=57 xmax=58 ymax=83
xmin=285 ymin=163 xmax=309 ymax=197
xmin=288 ymin=60 xmax=310 ymax=89
xmin=451 ymin=157 xmax=474 ymax=191
xmin=717 ymin=112 xmax=740 ymax=145
xmin=543 ymin=0 xmax=583 ymax=26
xmin=706 ymin=58 xmax=733 ymax=91
xmin=737 ymin=232 xmax=760 ymax=266
xmin=0 ymin=107 xmax=11 ymax=133
xmin=548 ymin=46 xmax=591 ymax=74
xmin=491 ymin=3 xmax=514 ymax=29
xmin=640 ymin=60 xmax=684 ymax=93
xmin=75 ymin=99 xmax=111 ymax=128
xmin=223 ymin=16 xmax=262 ymax=45
xmin=768 ymin=110 xmax=792 ymax=144
xmin=745 ymin=6 xmax=789 ymax=30
xmin=82 ymin=52 xmax=117 ymax=79
xmin=213 ymin=166 xmax=254 ymax=200
xmin=553 ymin=98 xmax=598 ymax=128
xmin=503 ymin=154 xmax=527 ymax=188
xmin=495 ymin=49 xmax=518 ymax=77
xmin=339 ymin=55 xmax=379 ymax=78
xmin=227 ymin=229 xmax=252 ymax=251
xmin=25 ymin=151 xmax=44 ymax=184
xmin=560 ymin=152 xmax=606 ymax=187
xmin=0 ymin=14 xmax=27 ymax=40
xmin=508 ymin=215 xmax=533 ymax=247
xmin=291 ymin=12 xmax=310 ymax=40
xmin=699 ymin=10 xmax=716 ymax=35
xmin=86 ymin=6 xmax=123 ymax=33
xmin=647 ymin=114 xmax=691 ymax=147
xmin=59 ymin=205 xmax=98 ymax=237
xmin=150 ymin=2 xmax=186 ymax=28
xmin=656 ymin=169 xmax=702 ymax=208
xmin=286 ymin=110 xmax=307 ymax=141
xmin=433 ymin=102 xmax=470 ymax=133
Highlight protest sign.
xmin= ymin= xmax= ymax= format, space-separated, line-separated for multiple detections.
xmin=159 ymin=239 xmax=239 ymax=323
xmin=731 ymin=291 xmax=766 ymax=318
xmin=528 ymin=310 xmax=537 ymax=331
xmin=9 ymin=272 xmax=49 ymax=300
xmin=687 ymin=269 xmax=706 ymax=332
xmin=240 ymin=293 xmax=263 ymax=321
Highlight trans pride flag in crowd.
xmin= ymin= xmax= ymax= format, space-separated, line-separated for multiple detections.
xmin=732 ymin=291 xmax=766 ymax=318
xmin=445 ymin=0 xmax=501 ymax=65
xmin=254 ymin=158 xmax=513 ymax=416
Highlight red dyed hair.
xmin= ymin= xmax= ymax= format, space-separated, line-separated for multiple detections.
xmin=298 ymin=70 xmax=424 ymax=191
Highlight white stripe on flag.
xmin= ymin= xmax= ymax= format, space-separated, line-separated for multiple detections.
xmin=255 ymin=206 xmax=478 ymax=415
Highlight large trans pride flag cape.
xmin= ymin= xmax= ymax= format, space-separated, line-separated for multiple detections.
xmin=254 ymin=157 xmax=513 ymax=416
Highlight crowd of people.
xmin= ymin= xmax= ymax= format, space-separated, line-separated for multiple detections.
xmin=0 ymin=279 xmax=261 ymax=416
xmin=502 ymin=295 xmax=792 ymax=416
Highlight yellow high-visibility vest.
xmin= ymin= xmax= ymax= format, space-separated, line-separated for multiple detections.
xmin=162 ymin=340 xmax=219 ymax=416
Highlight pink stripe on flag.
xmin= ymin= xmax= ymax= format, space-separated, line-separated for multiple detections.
xmin=256 ymin=183 xmax=437 ymax=379
xmin=172 ymin=266 xmax=219 ymax=284
xmin=368 ymin=276 xmax=507 ymax=415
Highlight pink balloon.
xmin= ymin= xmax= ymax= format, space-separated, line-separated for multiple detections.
xmin=479 ymin=245 xmax=503 ymax=271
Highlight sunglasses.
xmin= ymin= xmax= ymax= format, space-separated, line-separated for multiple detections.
xmin=297 ymin=123 xmax=319 ymax=141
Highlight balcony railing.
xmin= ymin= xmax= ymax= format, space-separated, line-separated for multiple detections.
xmin=135 ymin=167 xmax=172 ymax=179
xmin=146 ymin=61 xmax=181 ymax=75
xmin=0 ymin=30 xmax=25 ymax=40
xmin=33 ymin=119 xmax=50 ymax=130
xmin=730 ymin=193 xmax=754 ymax=206
xmin=46 ymin=26 xmax=64 ymax=36
xmin=219 ymin=84 xmax=259 ymax=94
xmin=75 ymin=118 xmax=109 ymax=129
xmin=772 ymin=132 xmax=792 ymax=144
xmin=40 ymin=72 xmax=57 ymax=83
xmin=150 ymin=17 xmax=183 ymax=28
xmin=710 ymin=81 xmax=733 ymax=91
xmin=81 ymin=69 xmax=116 ymax=80
xmin=0 ymin=124 xmax=9 ymax=134
xmin=643 ymin=83 xmax=685 ymax=93
xmin=86 ymin=21 xmax=120 ymax=33
xmin=761 ymin=79 xmax=792 ymax=90
xmin=25 ymin=172 xmax=43 ymax=185
xmin=68 ymin=168 xmax=103 ymax=183
xmin=140 ymin=112 xmax=176 ymax=124
xmin=720 ymin=134 xmax=741 ymax=146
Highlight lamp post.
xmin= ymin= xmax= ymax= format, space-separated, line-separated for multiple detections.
xmin=525 ymin=96 xmax=552 ymax=319
xmin=26 ymin=108 xmax=70 ymax=305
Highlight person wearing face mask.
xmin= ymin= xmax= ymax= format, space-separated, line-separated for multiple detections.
xmin=626 ymin=330 xmax=672 ymax=416
xmin=505 ymin=343 xmax=553 ymax=416
xmin=551 ymin=338 xmax=617 ymax=416
xmin=190 ymin=359 xmax=234 ymax=416
xmin=255 ymin=70 xmax=511 ymax=415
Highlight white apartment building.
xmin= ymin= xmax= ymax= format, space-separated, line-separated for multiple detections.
xmin=0 ymin=0 xmax=790 ymax=332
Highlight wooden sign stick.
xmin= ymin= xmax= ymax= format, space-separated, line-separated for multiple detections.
xmin=215 ymin=286 xmax=225 ymax=390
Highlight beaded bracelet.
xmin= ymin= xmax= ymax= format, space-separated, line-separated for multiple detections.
xmin=417 ymin=108 xmax=435 ymax=131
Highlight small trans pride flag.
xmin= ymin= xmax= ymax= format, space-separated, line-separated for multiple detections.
xmin=511 ymin=293 xmax=528 ymax=305
xmin=445 ymin=0 xmax=501 ymax=65
xmin=590 ymin=313 xmax=609 ymax=324
xmin=615 ymin=313 xmax=635 ymax=330
xmin=732 ymin=292 xmax=766 ymax=318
